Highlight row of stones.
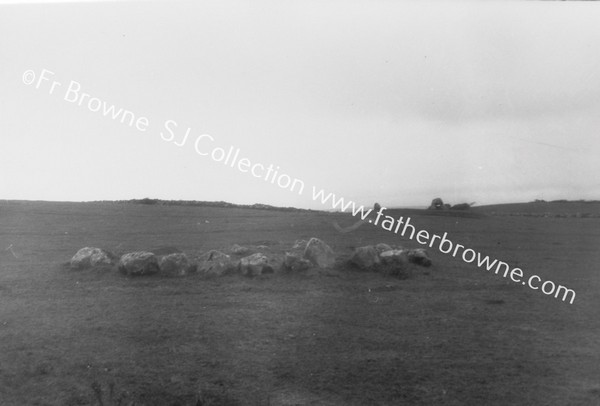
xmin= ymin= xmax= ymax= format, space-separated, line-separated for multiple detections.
xmin=69 ymin=238 xmax=432 ymax=277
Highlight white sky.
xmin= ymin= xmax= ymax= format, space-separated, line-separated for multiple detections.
xmin=1 ymin=1 xmax=599 ymax=209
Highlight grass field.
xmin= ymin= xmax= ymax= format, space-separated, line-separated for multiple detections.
xmin=1 ymin=201 xmax=599 ymax=405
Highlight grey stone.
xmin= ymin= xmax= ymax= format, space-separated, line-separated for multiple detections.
xmin=283 ymin=253 xmax=313 ymax=272
xmin=240 ymin=253 xmax=273 ymax=276
xmin=118 ymin=252 xmax=159 ymax=276
xmin=158 ymin=253 xmax=196 ymax=276
xmin=350 ymin=246 xmax=380 ymax=270
xmin=303 ymin=238 xmax=335 ymax=268
xmin=70 ymin=247 xmax=113 ymax=270
xmin=197 ymin=250 xmax=239 ymax=277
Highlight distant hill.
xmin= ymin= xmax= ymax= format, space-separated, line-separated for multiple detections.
xmin=12 ymin=198 xmax=600 ymax=218
xmin=472 ymin=200 xmax=600 ymax=218
xmin=367 ymin=200 xmax=600 ymax=219
xmin=382 ymin=208 xmax=486 ymax=219
xmin=111 ymin=198 xmax=315 ymax=213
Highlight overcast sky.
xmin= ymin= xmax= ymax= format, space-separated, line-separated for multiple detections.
xmin=1 ymin=1 xmax=599 ymax=209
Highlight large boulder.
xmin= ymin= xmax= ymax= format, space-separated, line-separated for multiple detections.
xmin=158 ymin=253 xmax=196 ymax=277
xmin=70 ymin=247 xmax=114 ymax=270
xmin=350 ymin=246 xmax=381 ymax=270
xmin=240 ymin=253 xmax=274 ymax=276
xmin=282 ymin=253 xmax=313 ymax=272
xmin=303 ymin=238 xmax=335 ymax=268
xmin=197 ymin=250 xmax=239 ymax=277
xmin=118 ymin=252 xmax=159 ymax=276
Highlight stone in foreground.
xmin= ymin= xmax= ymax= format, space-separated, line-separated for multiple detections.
xmin=158 ymin=253 xmax=196 ymax=276
xmin=118 ymin=251 xmax=160 ymax=276
xmin=70 ymin=247 xmax=113 ymax=270
xmin=303 ymin=238 xmax=335 ymax=268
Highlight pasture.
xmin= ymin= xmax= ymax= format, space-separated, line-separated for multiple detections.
xmin=0 ymin=201 xmax=599 ymax=405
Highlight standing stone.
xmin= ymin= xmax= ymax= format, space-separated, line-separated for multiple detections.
xmin=350 ymin=246 xmax=381 ymax=270
xmin=70 ymin=247 xmax=114 ymax=270
xmin=118 ymin=252 xmax=160 ymax=276
xmin=240 ymin=253 xmax=274 ymax=276
xmin=303 ymin=238 xmax=336 ymax=268
xmin=158 ymin=253 xmax=196 ymax=277
xmin=197 ymin=250 xmax=239 ymax=277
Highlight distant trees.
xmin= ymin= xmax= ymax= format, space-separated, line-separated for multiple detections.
xmin=428 ymin=198 xmax=474 ymax=211
xmin=138 ymin=198 xmax=159 ymax=205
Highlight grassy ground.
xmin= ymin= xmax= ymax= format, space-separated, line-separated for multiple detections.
xmin=0 ymin=201 xmax=599 ymax=405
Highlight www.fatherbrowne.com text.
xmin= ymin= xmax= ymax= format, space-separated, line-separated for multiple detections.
xmin=312 ymin=191 xmax=576 ymax=305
